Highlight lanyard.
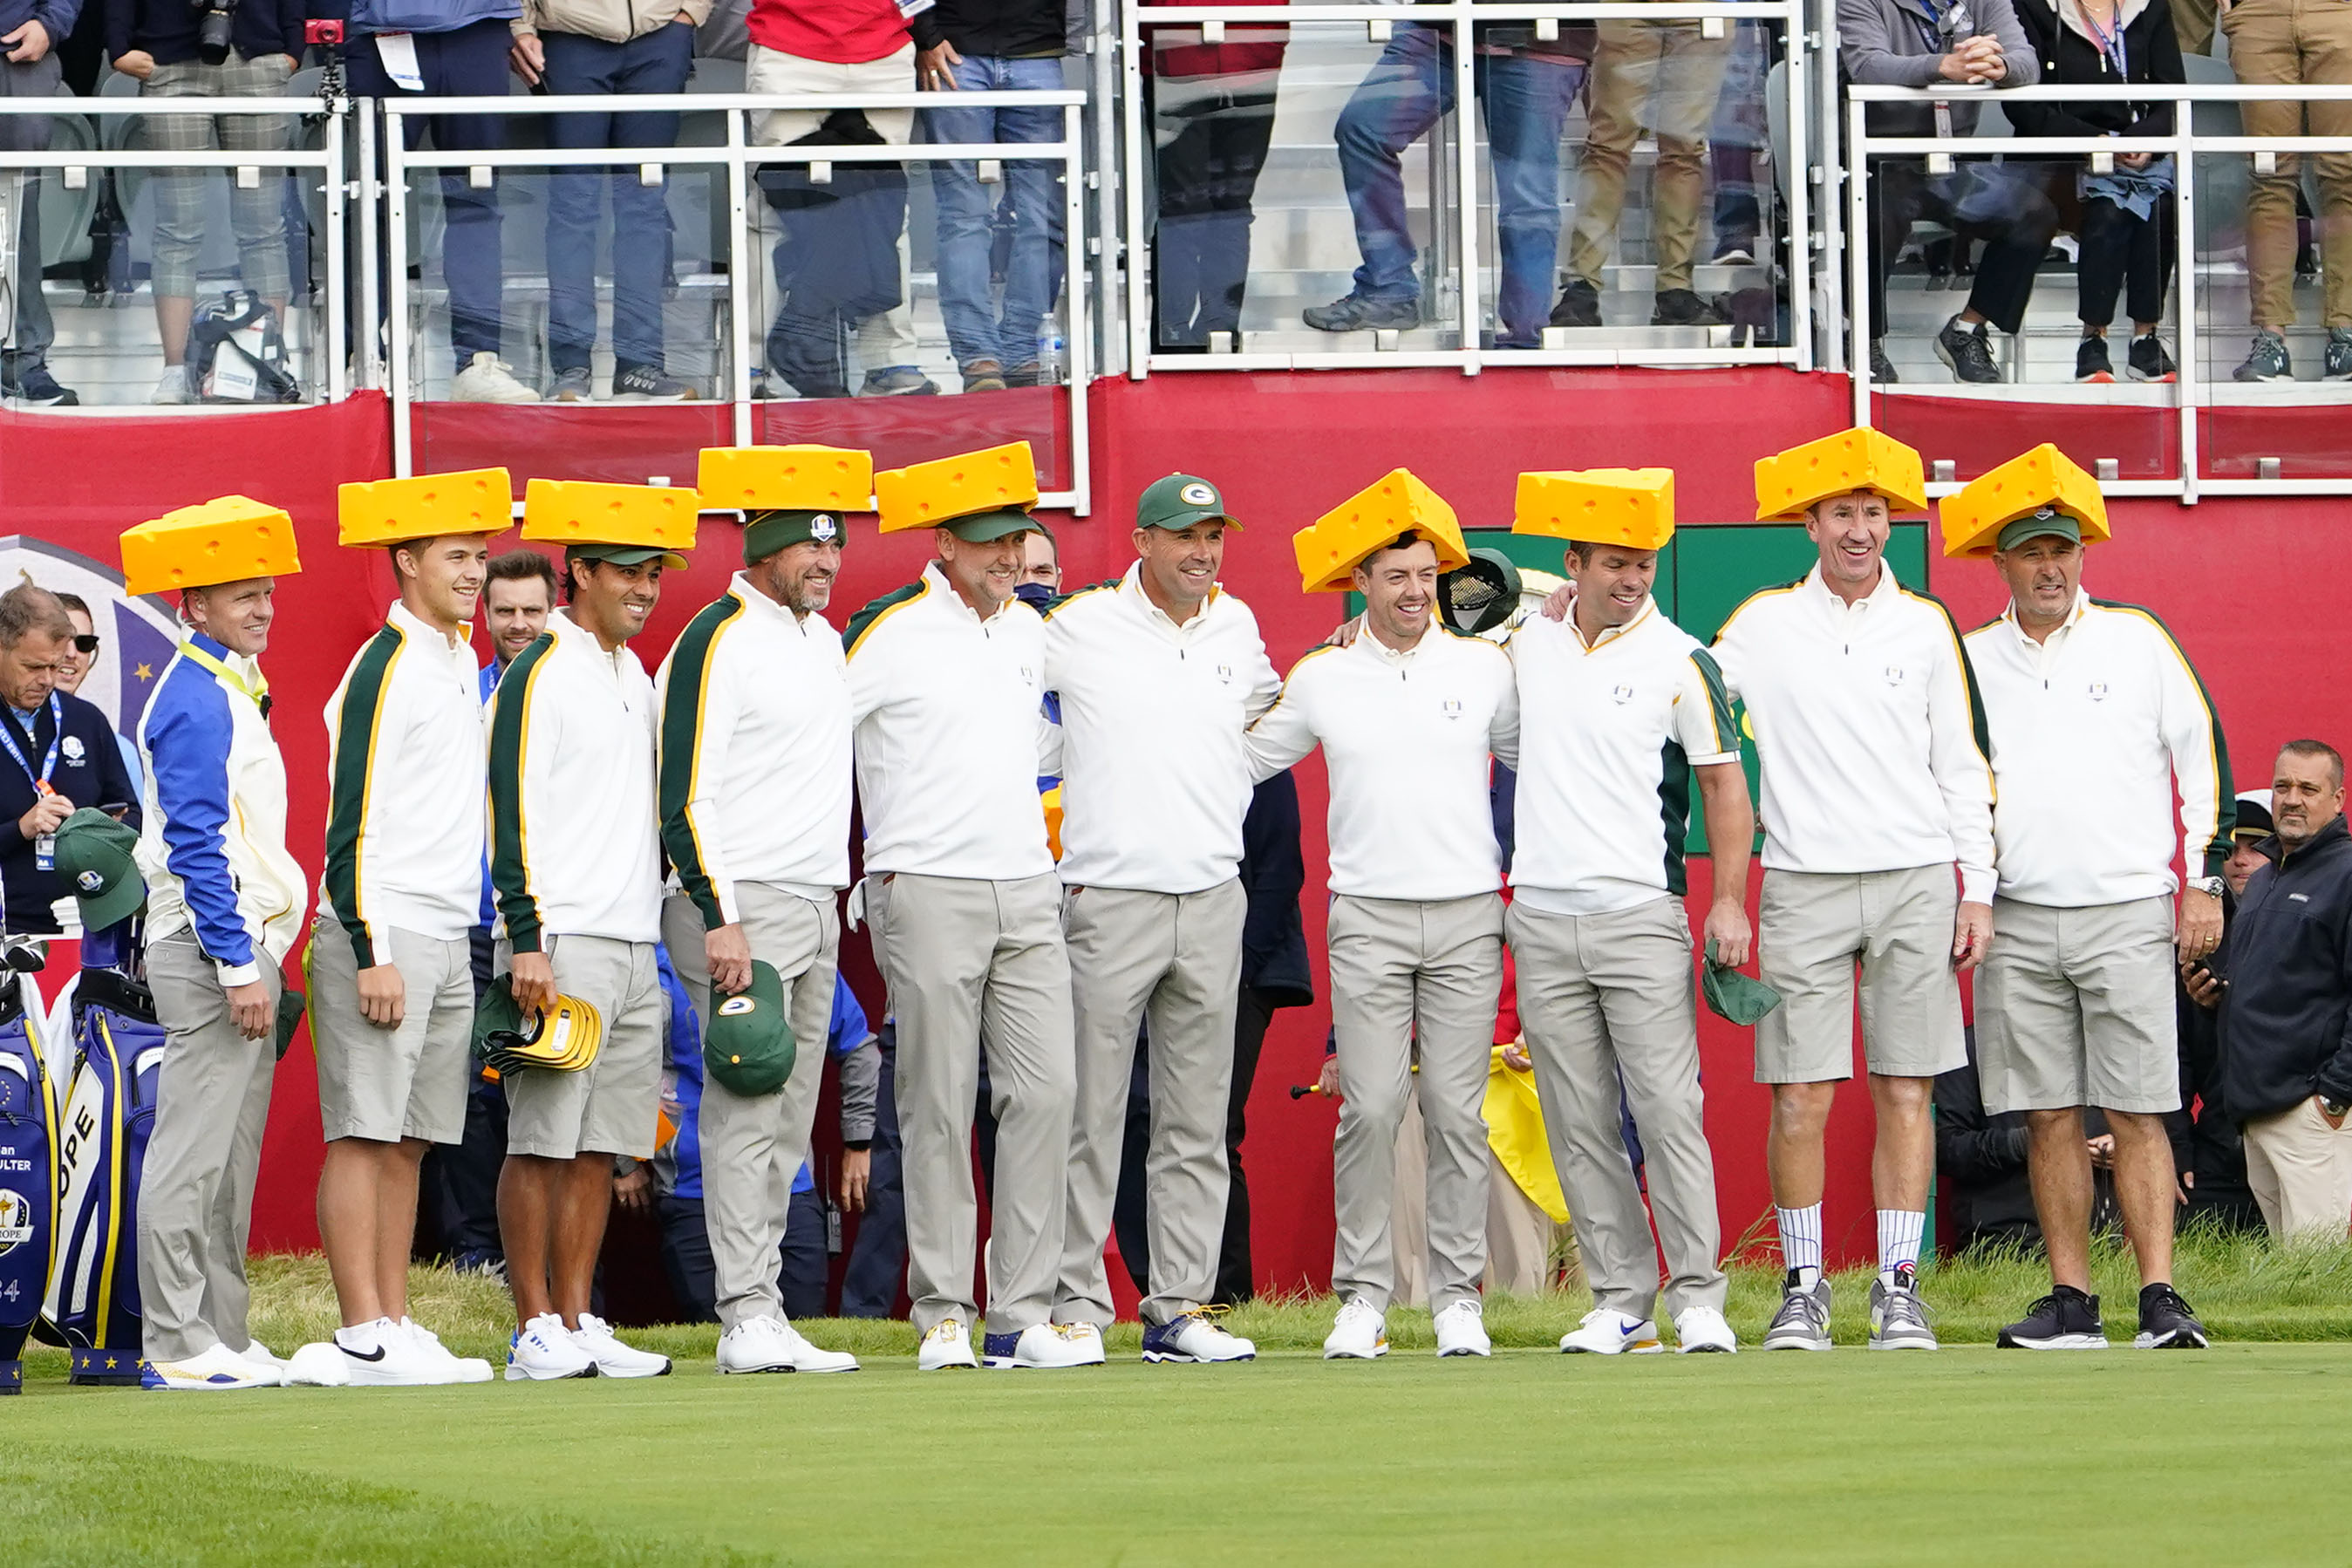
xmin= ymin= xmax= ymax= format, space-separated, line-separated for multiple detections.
xmin=0 ymin=692 xmax=62 ymax=792
xmin=2082 ymin=4 xmax=2128 ymax=75
xmin=181 ymin=641 xmax=272 ymax=718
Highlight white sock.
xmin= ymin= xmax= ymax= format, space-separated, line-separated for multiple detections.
xmin=1776 ymin=1204 xmax=1823 ymax=1286
xmin=1878 ymin=1210 xmax=1926 ymax=1285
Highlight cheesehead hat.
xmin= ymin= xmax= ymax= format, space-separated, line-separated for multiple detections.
xmin=1292 ymin=468 xmax=1470 ymax=594
xmin=699 ymin=445 xmax=875 ymax=562
xmin=1939 ymin=443 xmax=2112 ymax=559
xmin=875 ymin=442 xmax=1040 ymax=542
xmin=120 ymin=495 xmax=302 ymax=597
xmin=337 ymin=467 xmax=512 ymax=548
xmin=521 ymin=477 xmax=698 ymax=568
xmin=704 ymin=960 xmax=796 ymax=1096
xmin=1754 ymin=429 xmax=1928 ymax=522
xmin=1514 ymin=468 xmax=1675 ymax=550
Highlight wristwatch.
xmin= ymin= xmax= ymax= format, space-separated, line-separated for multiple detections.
xmin=2188 ymin=876 xmax=2226 ymax=898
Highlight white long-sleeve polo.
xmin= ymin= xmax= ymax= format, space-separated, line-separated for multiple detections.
xmin=1712 ymin=565 xmax=1997 ymax=902
xmin=657 ymin=572 xmax=853 ymax=928
xmin=1509 ymin=599 xmax=1743 ymax=916
xmin=318 ymin=600 xmax=487 ymax=966
xmin=845 ymin=563 xmax=1054 ymax=883
xmin=1043 ymin=563 xmax=1282 ymax=895
xmin=1966 ymin=590 xmax=2231 ymax=907
xmin=1244 ymin=626 xmax=1516 ymax=901
xmin=487 ymin=609 xmax=664 ymax=951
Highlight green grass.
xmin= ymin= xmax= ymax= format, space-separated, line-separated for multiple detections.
xmin=9 ymin=1234 xmax=2352 ymax=1566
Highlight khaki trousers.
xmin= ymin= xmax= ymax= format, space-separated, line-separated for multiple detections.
xmin=2225 ymin=0 xmax=2352 ymax=328
xmin=1391 ymin=1092 xmax=1565 ymax=1305
xmin=663 ymin=885 xmax=840 ymax=1330
xmin=868 ymin=870 xmax=1074 ymax=1336
xmin=2243 ymin=1096 xmax=2352 ymax=1241
xmin=1055 ymin=880 xmax=1244 ymax=1329
xmin=1510 ymin=896 xmax=1727 ymax=1321
xmin=1569 ymin=15 xmax=1734 ymax=293
xmin=138 ymin=931 xmax=281 ymax=1364
xmin=1327 ymin=890 xmax=1504 ymax=1314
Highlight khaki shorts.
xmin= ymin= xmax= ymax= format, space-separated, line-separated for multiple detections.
xmin=309 ymin=917 xmax=474 ymax=1145
xmin=1974 ymin=896 xmax=2181 ymax=1116
xmin=1754 ymin=865 xmax=1966 ymax=1083
xmin=501 ymin=934 xmax=665 ymax=1160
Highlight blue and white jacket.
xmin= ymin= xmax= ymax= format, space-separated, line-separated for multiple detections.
xmin=134 ymin=631 xmax=305 ymax=986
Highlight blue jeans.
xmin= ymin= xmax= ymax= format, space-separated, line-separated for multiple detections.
xmin=541 ymin=25 xmax=692 ymax=374
xmin=1333 ymin=27 xmax=1581 ymax=344
xmin=920 ymin=54 xmax=1067 ymax=371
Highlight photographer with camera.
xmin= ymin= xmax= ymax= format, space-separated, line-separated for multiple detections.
xmin=106 ymin=0 xmax=303 ymax=404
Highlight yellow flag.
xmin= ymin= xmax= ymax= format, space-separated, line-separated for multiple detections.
xmin=1483 ymin=1046 xmax=1569 ymax=1224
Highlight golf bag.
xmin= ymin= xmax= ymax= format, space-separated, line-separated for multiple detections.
xmin=187 ymin=288 xmax=301 ymax=405
xmin=0 ymin=972 xmax=58 ymax=1394
xmin=43 ymin=959 xmax=164 ymax=1384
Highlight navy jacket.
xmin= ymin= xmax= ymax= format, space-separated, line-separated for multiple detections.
xmin=0 ymin=0 xmax=83 ymax=54
xmin=1239 ymin=770 xmax=1311 ymax=1008
xmin=0 ymin=690 xmax=141 ymax=936
xmin=108 ymin=0 xmax=305 ymax=65
xmin=2219 ymin=813 xmax=2352 ymax=1121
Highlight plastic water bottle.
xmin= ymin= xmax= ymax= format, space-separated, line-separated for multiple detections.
xmin=1035 ymin=330 xmax=1067 ymax=384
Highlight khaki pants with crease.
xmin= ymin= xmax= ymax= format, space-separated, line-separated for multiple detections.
xmin=1569 ymin=15 xmax=1735 ymax=295
xmin=2243 ymin=1096 xmax=2352 ymax=1241
xmin=2225 ymin=0 xmax=2352 ymax=329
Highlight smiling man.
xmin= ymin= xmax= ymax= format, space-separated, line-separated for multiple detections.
xmin=489 ymin=483 xmax=693 ymax=1382
xmin=0 ymin=584 xmax=141 ymax=936
xmin=1040 ymin=474 xmax=1280 ymax=1365
xmin=1717 ymin=433 xmax=1994 ymax=1352
xmin=1947 ymin=454 xmax=2228 ymax=1353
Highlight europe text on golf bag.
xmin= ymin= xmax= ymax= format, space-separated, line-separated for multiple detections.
xmin=44 ymin=966 xmax=164 ymax=1384
xmin=0 ymin=974 xmax=58 ymax=1395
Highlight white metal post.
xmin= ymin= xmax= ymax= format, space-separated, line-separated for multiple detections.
xmin=728 ymin=106 xmax=753 ymax=448
xmin=1121 ymin=0 xmax=1151 ymax=378
xmin=1064 ymin=103 xmax=1094 ymax=515
xmin=2173 ymin=92 xmax=2199 ymax=504
xmin=385 ymin=109 xmax=412 ymax=476
xmin=1784 ymin=12 xmax=1813 ymax=372
xmin=358 ymin=101 xmax=381 ymax=392
xmin=1452 ymin=3 xmax=1479 ymax=371
xmin=1846 ymin=94 xmax=1870 ymax=429
xmin=324 ymin=106 xmax=348 ymax=403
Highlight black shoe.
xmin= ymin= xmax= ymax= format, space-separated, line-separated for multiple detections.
xmin=3 ymin=365 xmax=78 ymax=406
xmin=1998 ymin=1285 xmax=2109 ymax=1350
xmin=1650 ymin=288 xmax=1723 ymax=327
xmin=1936 ymin=315 xmax=2000 ymax=384
xmin=2233 ymin=331 xmax=2293 ymax=383
xmin=2075 ymin=335 xmax=2115 ymax=383
xmin=1301 ymin=292 xmax=1419 ymax=332
xmin=2135 ymin=1283 xmax=2208 ymax=1349
xmin=1870 ymin=340 xmax=1899 ymax=385
xmin=2127 ymin=335 xmax=2177 ymax=383
xmin=1547 ymin=279 xmax=1601 ymax=328
xmin=2328 ymin=328 xmax=2352 ymax=382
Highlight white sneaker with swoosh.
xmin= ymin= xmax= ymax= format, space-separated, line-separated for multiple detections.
xmin=1559 ymin=1308 xmax=1665 ymax=1354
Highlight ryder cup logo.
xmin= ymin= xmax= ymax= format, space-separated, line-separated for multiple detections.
xmin=0 ymin=535 xmax=179 ymax=752
xmin=1612 ymin=684 xmax=1635 ymax=705
xmin=0 ymin=1187 xmax=28 ymax=1254
xmin=1442 ymin=698 xmax=1462 ymax=720
xmin=1884 ymin=665 xmax=1906 ymax=687
xmin=61 ymin=736 xmax=84 ymax=762
xmin=2088 ymin=682 xmax=2109 ymax=701
xmin=76 ymin=869 xmax=103 ymax=894
xmin=810 ymin=515 xmax=837 ymax=542
xmin=1179 ymin=482 xmax=1217 ymax=508
xmin=1216 ymin=663 xmax=1233 ymax=685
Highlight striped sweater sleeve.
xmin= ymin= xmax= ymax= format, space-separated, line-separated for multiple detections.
xmin=323 ymin=626 xmax=406 ymax=968
xmin=2138 ymin=610 xmax=2235 ymax=878
xmin=659 ymin=597 xmax=746 ymax=929
xmin=487 ymin=635 xmax=557 ymax=954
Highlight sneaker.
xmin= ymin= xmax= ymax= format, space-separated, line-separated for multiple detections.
xmin=718 ymin=1315 xmax=861 ymax=1374
xmin=1433 ymin=1299 xmax=1492 ymax=1358
xmin=614 ymin=363 xmax=698 ymax=400
xmin=142 ymin=1342 xmax=279 ymax=1391
xmin=918 ymin=1319 xmax=978 ymax=1372
xmin=1868 ymin=1265 xmax=1939 ymax=1350
xmin=1322 ymin=1296 xmax=1388 ymax=1360
xmin=237 ymin=1339 xmax=292 ymax=1377
xmin=1559 ymin=1307 xmax=1664 ymax=1355
xmin=506 ymin=1312 xmax=597 ymax=1381
xmin=2127 ymin=334 xmax=2177 ymax=383
xmin=1997 ymin=1285 xmax=2109 ymax=1350
xmin=960 ymin=358 xmax=1007 ymax=394
xmin=569 ymin=1312 xmax=672 ymax=1378
xmin=2233 ymin=331 xmax=2293 ymax=383
xmin=1762 ymin=1271 xmax=1833 ymax=1352
xmin=150 ymin=365 xmax=194 ymax=406
xmin=2134 ymin=1283 xmax=2209 ymax=1350
xmin=859 ymin=366 xmax=938 ymax=397
xmin=2075 ymin=335 xmax=2116 ymax=384
xmin=1711 ymin=241 xmax=1756 ymax=266
xmin=4 ymin=364 xmax=78 ymax=406
xmin=2326 ymin=327 xmax=2352 ymax=381
xmin=1674 ymin=1305 xmax=1738 ymax=1354
xmin=1869 ymin=340 xmax=1899 ymax=385
xmin=1935 ymin=315 xmax=2000 ymax=384
xmin=1141 ymin=1308 xmax=1257 ymax=1364
xmin=450 ymin=352 xmax=542 ymax=404
xmin=1548 ymin=279 xmax=1602 ymax=329
xmin=1302 ymin=291 xmax=1419 ymax=333
xmin=451 ymin=1250 xmax=506 ymax=1282
xmin=283 ymin=1341 xmax=351 ymax=1387
xmin=1650 ymin=288 xmax=1723 ymax=327
xmin=983 ymin=1323 xmax=1105 ymax=1369
xmin=401 ymin=1319 xmax=493 ymax=1383
xmin=548 ymin=365 xmax=594 ymax=402
xmin=331 ymin=1318 xmax=445 ymax=1387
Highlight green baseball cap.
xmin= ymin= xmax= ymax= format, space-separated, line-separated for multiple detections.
xmin=1701 ymin=943 xmax=1783 ymax=1028
xmin=1136 ymin=474 xmax=1237 ymax=532
xmin=704 ymin=960 xmax=796 ymax=1096
xmin=53 ymin=808 xmax=145 ymax=932
xmin=743 ymin=508 xmax=846 ymax=564
xmin=1994 ymin=507 xmax=2082 ymax=553
xmin=944 ymin=508 xmax=1041 ymax=544
xmin=568 ymin=541 xmax=689 ymax=570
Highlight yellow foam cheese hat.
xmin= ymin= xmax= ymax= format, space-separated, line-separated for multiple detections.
xmin=1754 ymin=428 xmax=1928 ymax=522
xmin=520 ymin=478 xmax=699 ymax=566
xmin=1292 ymin=468 xmax=1471 ymax=594
xmin=875 ymin=441 xmax=1040 ymax=534
xmin=336 ymin=467 xmax=512 ymax=548
xmin=1513 ymin=468 xmax=1676 ymax=551
xmin=698 ymin=445 xmax=875 ymax=514
xmin=121 ymin=495 xmax=302 ymax=597
xmin=1940 ymin=443 xmax=2112 ymax=558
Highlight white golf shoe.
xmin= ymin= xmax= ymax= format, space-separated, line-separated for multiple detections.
xmin=719 ymin=1316 xmax=861 ymax=1374
xmin=143 ymin=1342 xmax=280 ymax=1391
xmin=1559 ymin=1308 xmax=1665 ymax=1355
xmin=1674 ymin=1305 xmax=1739 ymax=1353
xmin=918 ymin=1319 xmax=979 ymax=1371
xmin=569 ymin=1313 xmax=672 ymax=1378
xmin=506 ymin=1312 xmax=597 ymax=1381
xmin=1434 ymin=1299 xmax=1493 ymax=1358
xmin=1322 ymin=1296 xmax=1388 ymax=1360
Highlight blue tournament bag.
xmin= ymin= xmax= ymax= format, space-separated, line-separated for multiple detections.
xmin=0 ymin=972 xmax=58 ymax=1394
xmin=43 ymin=962 xmax=164 ymax=1385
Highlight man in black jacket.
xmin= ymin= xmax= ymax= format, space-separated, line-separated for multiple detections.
xmin=2172 ymin=791 xmax=2274 ymax=1234
xmin=2219 ymin=740 xmax=2352 ymax=1240
xmin=0 ymin=583 xmax=139 ymax=934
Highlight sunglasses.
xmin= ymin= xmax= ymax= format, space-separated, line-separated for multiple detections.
xmin=71 ymin=635 xmax=98 ymax=654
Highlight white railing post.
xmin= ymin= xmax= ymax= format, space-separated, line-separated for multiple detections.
xmin=1065 ymin=101 xmax=1094 ymax=515
xmin=385 ymin=109 xmax=412 ymax=476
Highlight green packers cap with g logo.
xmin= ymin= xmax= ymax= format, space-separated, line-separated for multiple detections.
xmin=52 ymin=808 xmax=145 ymax=932
xmin=704 ymin=959 xmax=797 ymax=1096
xmin=1135 ymin=473 xmax=1239 ymax=532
